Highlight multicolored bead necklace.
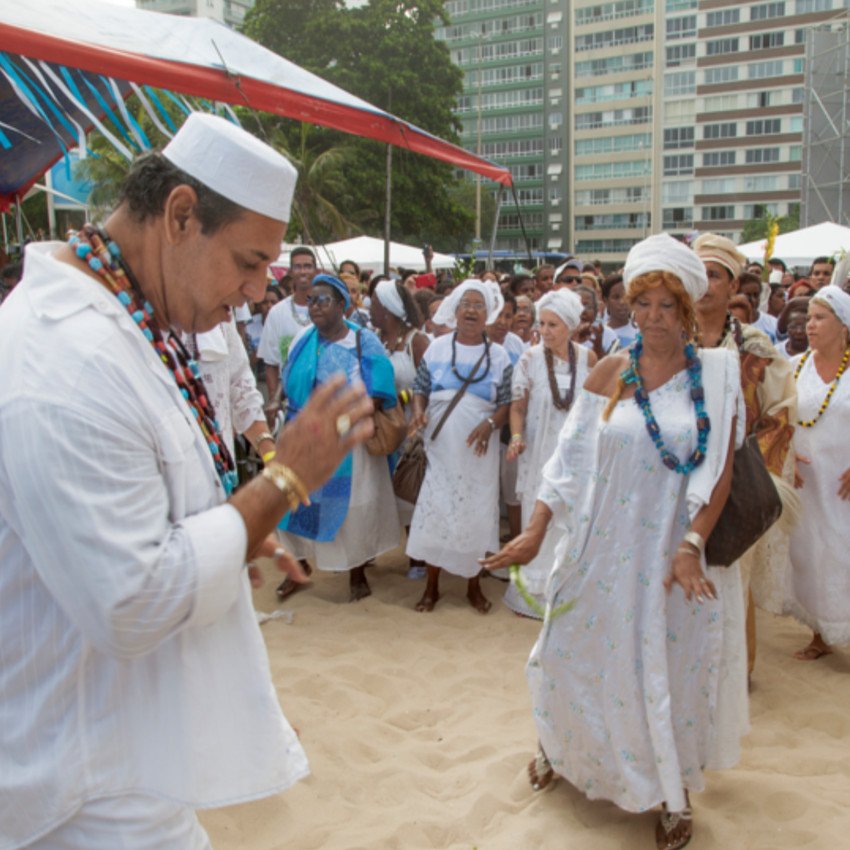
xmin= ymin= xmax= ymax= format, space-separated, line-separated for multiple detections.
xmin=69 ymin=225 xmax=238 ymax=495
xmin=620 ymin=334 xmax=710 ymax=475
xmin=793 ymin=346 xmax=850 ymax=428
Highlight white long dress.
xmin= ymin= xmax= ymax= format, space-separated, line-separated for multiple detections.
xmin=504 ymin=342 xmax=592 ymax=617
xmin=786 ymin=353 xmax=850 ymax=645
xmin=406 ymin=334 xmax=512 ymax=577
xmin=528 ymin=349 xmax=746 ymax=814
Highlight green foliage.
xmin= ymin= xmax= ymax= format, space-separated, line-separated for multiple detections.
xmin=740 ymin=204 xmax=800 ymax=244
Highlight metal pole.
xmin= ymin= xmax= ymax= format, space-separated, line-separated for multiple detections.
xmin=383 ymin=142 xmax=392 ymax=276
xmin=488 ymin=185 xmax=505 ymax=270
xmin=475 ymin=34 xmax=483 ymax=245
xmin=14 ymin=195 xmax=23 ymax=247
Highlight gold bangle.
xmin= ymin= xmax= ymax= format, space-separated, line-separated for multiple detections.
xmin=253 ymin=430 xmax=275 ymax=451
xmin=261 ymin=466 xmax=300 ymax=513
xmin=261 ymin=449 xmax=277 ymax=463
xmin=262 ymin=461 xmax=311 ymax=508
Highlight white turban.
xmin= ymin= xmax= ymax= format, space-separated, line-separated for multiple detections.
xmin=812 ymin=285 xmax=850 ymax=329
xmin=623 ymin=233 xmax=708 ymax=304
xmin=536 ymin=289 xmax=582 ymax=331
xmin=374 ymin=279 xmax=406 ymax=320
xmin=433 ymin=278 xmax=504 ymax=329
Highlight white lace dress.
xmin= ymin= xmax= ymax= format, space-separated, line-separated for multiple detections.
xmin=528 ymin=350 xmax=747 ymax=814
xmin=786 ymin=353 xmax=850 ymax=644
xmin=503 ymin=343 xmax=591 ymax=617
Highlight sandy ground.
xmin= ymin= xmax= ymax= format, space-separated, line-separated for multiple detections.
xmin=201 ymin=546 xmax=850 ymax=850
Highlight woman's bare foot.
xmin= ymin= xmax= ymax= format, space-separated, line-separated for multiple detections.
xmin=414 ymin=565 xmax=441 ymax=612
xmin=655 ymin=807 xmax=692 ymax=850
xmin=466 ymin=575 xmax=491 ymax=613
xmin=528 ymin=748 xmax=555 ymax=791
xmin=349 ymin=565 xmax=371 ymax=602
xmin=794 ymin=633 xmax=832 ymax=661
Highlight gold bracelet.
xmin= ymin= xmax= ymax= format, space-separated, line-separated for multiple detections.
xmin=260 ymin=467 xmax=300 ymax=513
xmin=262 ymin=461 xmax=311 ymax=508
xmin=682 ymin=530 xmax=705 ymax=557
xmin=252 ymin=430 xmax=275 ymax=451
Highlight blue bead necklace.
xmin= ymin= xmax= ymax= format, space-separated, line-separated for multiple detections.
xmin=69 ymin=225 xmax=238 ymax=495
xmin=620 ymin=334 xmax=710 ymax=475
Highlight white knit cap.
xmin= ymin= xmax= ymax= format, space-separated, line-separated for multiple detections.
xmin=162 ymin=113 xmax=298 ymax=223
xmin=812 ymin=284 xmax=850 ymax=329
xmin=433 ymin=279 xmax=504 ymax=329
xmin=536 ymin=289 xmax=583 ymax=331
xmin=623 ymin=233 xmax=708 ymax=303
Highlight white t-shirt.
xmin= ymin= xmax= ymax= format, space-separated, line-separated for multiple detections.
xmin=750 ymin=311 xmax=778 ymax=344
xmin=258 ymin=295 xmax=312 ymax=368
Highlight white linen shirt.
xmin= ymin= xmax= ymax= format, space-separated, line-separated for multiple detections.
xmin=0 ymin=244 xmax=308 ymax=850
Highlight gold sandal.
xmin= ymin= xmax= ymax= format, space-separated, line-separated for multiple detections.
xmin=655 ymin=804 xmax=693 ymax=850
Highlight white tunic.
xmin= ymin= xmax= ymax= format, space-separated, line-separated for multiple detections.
xmin=0 ymin=244 xmax=308 ymax=850
xmin=406 ymin=335 xmax=512 ymax=577
xmin=528 ymin=350 xmax=745 ymax=814
xmin=787 ymin=353 xmax=850 ymax=645
xmin=504 ymin=343 xmax=592 ymax=617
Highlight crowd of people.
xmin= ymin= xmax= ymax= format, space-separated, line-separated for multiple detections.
xmin=2 ymin=112 xmax=849 ymax=850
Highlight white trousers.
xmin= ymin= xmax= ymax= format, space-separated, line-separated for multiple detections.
xmin=28 ymin=794 xmax=212 ymax=850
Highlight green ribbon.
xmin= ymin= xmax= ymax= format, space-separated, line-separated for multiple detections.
xmin=509 ymin=565 xmax=575 ymax=621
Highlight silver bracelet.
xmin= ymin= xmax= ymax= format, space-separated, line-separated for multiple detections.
xmin=681 ymin=530 xmax=705 ymax=557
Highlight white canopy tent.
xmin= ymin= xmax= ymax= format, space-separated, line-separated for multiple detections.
xmin=272 ymin=236 xmax=455 ymax=273
xmin=738 ymin=222 xmax=850 ymax=268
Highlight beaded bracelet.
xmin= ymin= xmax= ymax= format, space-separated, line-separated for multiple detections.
xmin=261 ymin=450 xmax=277 ymax=463
xmin=510 ymin=433 xmax=524 ymax=443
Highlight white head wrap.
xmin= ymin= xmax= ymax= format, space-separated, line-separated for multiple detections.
xmin=536 ymin=289 xmax=582 ymax=331
xmin=374 ymin=279 xmax=406 ymax=320
xmin=623 ymin=233 xmax=708 ymax=303
xmin=433 ymin=278 xmax=504 ymax=329
xmin=812 ymin=285 xmax=850 ymax=329
xmin=163 ymin=113 xmax=298 ymax=222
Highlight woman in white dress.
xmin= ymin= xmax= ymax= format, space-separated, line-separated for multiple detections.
xmin=787 ymin=285 xmax=850 ymax=660
xmin=504 ymin=289 xmax=594 ymax=617
xmin=484 ymin=235 xmax=744 ymax=850
xmin=406 ymin=280 xmax=513 ymax=613
xmin=277 ymin=274 xmax=401 ymax=602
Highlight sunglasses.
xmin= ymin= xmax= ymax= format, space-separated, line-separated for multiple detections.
xmin=558 ymin=275 xmax=581 ymax=284
xmin=306 ymin=293 xmax=334 ymax=308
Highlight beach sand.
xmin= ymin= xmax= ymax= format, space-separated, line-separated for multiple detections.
xmin=201 ymin=547 xmax=850 ymax=849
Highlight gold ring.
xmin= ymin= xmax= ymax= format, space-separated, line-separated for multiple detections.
xmin=336 ymin=413 xmax=351 ymax=437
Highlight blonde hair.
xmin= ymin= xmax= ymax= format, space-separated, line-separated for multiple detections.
xmin=602 ymin=271 xmax=698 ymax=421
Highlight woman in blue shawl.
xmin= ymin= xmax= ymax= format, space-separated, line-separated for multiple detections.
xmin=276 ymin=274 xmax=401 ymax=601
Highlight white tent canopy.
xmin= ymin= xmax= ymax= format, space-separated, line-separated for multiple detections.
xmin=273 ymin=236 xmax=455 ymax=273
xmin=738 ymin=222 xmax=850 ymax=268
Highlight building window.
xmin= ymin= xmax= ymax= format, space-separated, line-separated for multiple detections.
xmin=703 ymin=122 xmax=737 ymax=139
xmin=663 ymin=154 xmax=694 ymax=175
xmin=702 ymin=205 xmax=735 ymax=220
xmin=746 ymin=118 xmax=781 ymax=135
xmin=795 ymin=0 xmax=832 ymax=11
xmin=748 ymin=60 xmax=785 ymax=80
xmin=662 ymin=207 xmax=693 ymax=228
xmin=664 ymin=71 xmax=696 ymax=96
xmin=750 ymin=2 xmax=785 ymax=20
xmin=666 ymin=43 xmax=696 ymax=66
xmin=702 ymin=177 xmax=736 ymax=193
xmin=706 ymin=38 xmax=739 ymax=56
xmin=703 ymin=150 xmax=736 ymax=167
xmin=704 ymin=66 xmax=739 ymax=84
xmin=705 ymin=8 xmax=740 ymax=25
xmin=663 ymin=127 xmax=695 ymax=149
xmin=745 ymin=147 xmax=781 ymax=163
xmin=744 ymin=175 xmax=779 ymax=192
xmin=750 ymin=31 xmax=784 ymax=50
xmin=666 ymin=15 xmax=697 ymax=39
xmin=665 ymin=0 xmax=697 ymax=9
xmin=662 ymin=181 xmax=692 ymax=203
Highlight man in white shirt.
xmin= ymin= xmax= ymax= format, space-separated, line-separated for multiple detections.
xmin=739 ymin=270 xmax=779 ymax=342
xmin=0 ymin=114 xmax=373 ymax=849
xmin=258 ymin=246 xmax=316 ymax=407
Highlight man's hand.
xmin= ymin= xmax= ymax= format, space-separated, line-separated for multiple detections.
xmin=247 ymin=534 xmax=309 ymax=588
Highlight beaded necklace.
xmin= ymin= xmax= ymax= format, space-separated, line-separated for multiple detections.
xmin=290 ymin=295 xmax=311 ymax=327
xmin=451 ymin=331 xmax=491 ymax=384
xmin=620 ymin=334 xmax=710 ymax=475
xmin=792 ymin=346 xmax=850 ymax=428
xmin=544 ymin=343 xmax=577 ymax=411
xmin=69 ymin=225 xmax=238 ymax=495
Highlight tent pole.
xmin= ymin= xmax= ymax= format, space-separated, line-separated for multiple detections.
xmin=15 ymin=196 xmax=24 ymax=248
xmin=383 ymin=143 xmax=392 ymax=276
xmin=487 ymin=185 xmax=504 ymax=271
xmin=2 ymin=213 xmax=8 ymax=255
xmin=509 ymin=183 xmax=534 ymax=268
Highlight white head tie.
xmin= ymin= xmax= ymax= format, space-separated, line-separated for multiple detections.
xmin=374 ymin=279 xmax=406 ymax=320
xmin=536 ymin=289 xmax=583 ymax=331
xmin=812 ymin=285 xmax=850 ymax=329
xmin=623 ymin=233 xmax=708 ymax=303
xmin=163 ymin=112 xmax=298 ymax=223
xmin=433 ymin=279 xmax=504 ymax=329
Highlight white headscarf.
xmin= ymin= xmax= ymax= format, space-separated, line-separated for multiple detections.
xmin=623 ymin=233 xmax=708 ymax=304
xmin=374 ymin=279 xmax=406 ymax=320
xmin=536 ymin=289 xmax=582 ymax=331
xmin=432 ymin=278 xmax=504 ymax=329
xmin=812 ymin=284 xmax=850 ymax=329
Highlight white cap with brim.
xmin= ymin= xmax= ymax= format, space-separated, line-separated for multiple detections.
xmin=162 ymin=112 xmax=297 ymax=223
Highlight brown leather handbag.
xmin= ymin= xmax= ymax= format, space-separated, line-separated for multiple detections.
xmin=705 ymin=434 xmax=782 ymax=567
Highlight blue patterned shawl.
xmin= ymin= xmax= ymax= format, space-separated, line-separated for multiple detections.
xmin=278 ymin=320 xmax=397 ymax=542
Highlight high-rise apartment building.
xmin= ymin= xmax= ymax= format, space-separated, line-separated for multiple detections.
xmin=136 ymin=0 xmax=253 ymax=30
xmin=442 ymin=0 xmax=849 ymax=262
xmin=436 ymin=1 xmax=570 ymax=253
